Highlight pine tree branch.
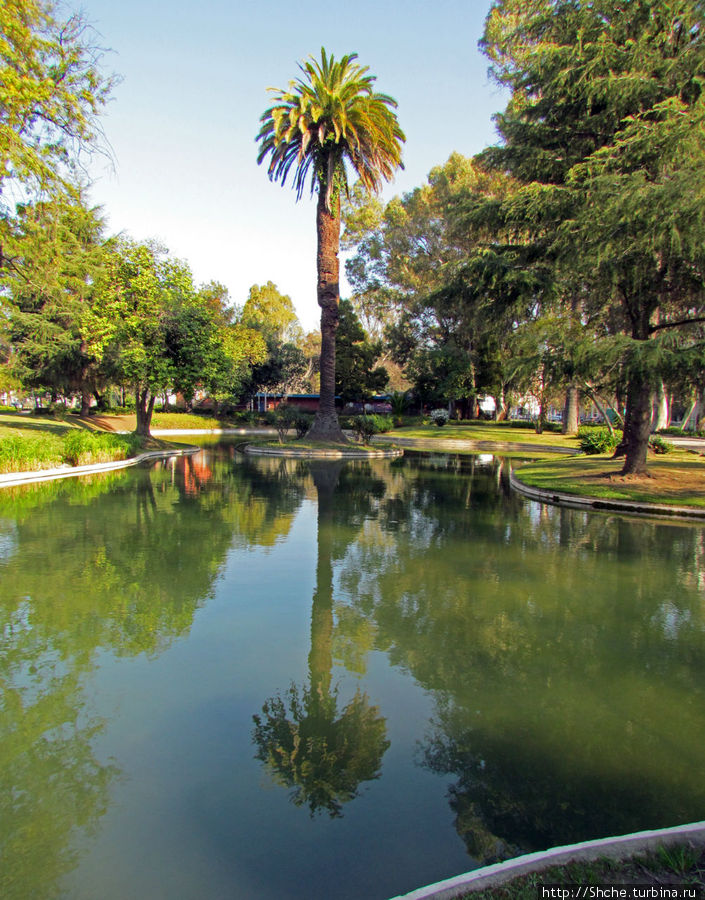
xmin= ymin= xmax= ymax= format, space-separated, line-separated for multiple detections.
xmin=650 ymin=316 xmax=705 ymax=334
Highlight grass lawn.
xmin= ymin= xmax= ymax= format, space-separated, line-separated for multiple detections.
xmin=394 ymin=422 xmax=581 ymax=451
xmin=513 ymin=451 xmax=705 ymax=508
xmin=88 ymin=412 xmax=230 ymax=431
xmin=0 ymin=411 xmax=181 ymax=474
xmin=250 ymin=436 xmax=398 ymax=455
xmin=0 ymin=409 xmax=94 ymax=438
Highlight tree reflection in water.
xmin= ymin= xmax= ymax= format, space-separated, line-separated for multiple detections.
xmin=252 ymin=461 xmax=389 ymax=817
xmin=332 ymin=454 xmax=705 ymax=861
xmin=0 ymin=450 xmax=305 ymax=898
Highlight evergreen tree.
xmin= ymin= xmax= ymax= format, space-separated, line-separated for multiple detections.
xmin=480 ymin=0 xmax=705 ymax=472
xmin=257 ymin=48 xmax=404 ymax=442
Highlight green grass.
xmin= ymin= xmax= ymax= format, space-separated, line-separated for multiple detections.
xmin=513 ymin=452 xmax=705 ymax=507
xmin=394 ymin=422 xmax=581 ymax=450
xmin=461 ymin=845 xmax=705 ymax=899
xmin=61 ymin=430 xmax=143 ymax=466
xmin=150 ymin=411 xmax=227 ymax=429
xmin=0 ymin=433 xmax=66 ymax=472
xmin=0 ymin=409 xmax=85 ymax=437
xmin=0 ymin=423 xmax=161 ymax=474
xmin=250 ymin=437 xmax=394 ymax=455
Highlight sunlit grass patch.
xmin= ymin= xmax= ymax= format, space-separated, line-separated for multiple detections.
xmin=514 ymin=452 xmax=705 ymax=507
xmin=0 ymin=430 xmax=146 ymax=474
xmin=62 ymin=431 xmax=143 ymax=466
xmin=395 ymin=422 xmax=581 ymax=449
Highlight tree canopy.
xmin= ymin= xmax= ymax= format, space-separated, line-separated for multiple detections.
xmin=0 ymin=0 xmax=115 ymax=204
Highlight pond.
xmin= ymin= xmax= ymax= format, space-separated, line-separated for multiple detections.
xmin=1 ymin=441 xmax=705 ymax=900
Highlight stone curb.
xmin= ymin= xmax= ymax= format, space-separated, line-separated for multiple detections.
xmin=243 ymin=443 xmax=404 ymax=460
xmin=0 ymin=445 xmax=199 ymax=489
xmin=510 ymin=470 xmax=705 ymax=520
xmin=389 ymin=821 xmax=705 ymax=900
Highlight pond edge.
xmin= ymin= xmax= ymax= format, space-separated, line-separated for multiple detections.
xmin=389 ymin=821 xmax=705 ymax=900
xmin=510 ymin=470 xmax=705 ymax=520
xmin=243 ymin=443 xmax=404 ymax=459
xmin=0 ymin=445 xmax=199 ymax=488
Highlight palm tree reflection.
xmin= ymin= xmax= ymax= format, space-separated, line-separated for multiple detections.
xmin=252 ymin=461 xmax=389 ymax=817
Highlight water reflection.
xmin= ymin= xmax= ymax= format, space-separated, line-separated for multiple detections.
xmin=333 ymin=454 xmax=705 ymax=860
xmin=0 ymin=449 xmax=306 ymax=898
xmin=1 ymin=447 xmax=705 ymax=899
xmin=252 ymin=461 xmax=389 ymax=817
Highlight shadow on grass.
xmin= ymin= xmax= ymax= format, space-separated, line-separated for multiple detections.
xmin=0 ymin=412 xmax=131 ymax=436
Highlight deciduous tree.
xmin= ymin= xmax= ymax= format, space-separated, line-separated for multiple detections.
xmin=0 ymin=0 xmax=115 ymax=204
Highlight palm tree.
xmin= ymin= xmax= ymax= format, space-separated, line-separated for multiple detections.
xmin=257 ymin=48 xmax=404 ymax=442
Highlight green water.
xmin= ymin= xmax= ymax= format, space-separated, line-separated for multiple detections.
xmin=1 ymin=444 xmax=704 ymax=899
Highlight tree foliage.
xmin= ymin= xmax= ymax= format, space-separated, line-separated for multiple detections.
xmin=88 ymin=239 xmax=266 ymax=434
xmin=0 ymin=0 xmax=115 ymax=204
xmin=2 ymin=190 xmax=106 ymax=409
xmin=335 ymin=298 xmax=388 ymax=403
xmin=240 ymin=281 xmax=302 ymax=344
xmin=478 ymin=0 xmax=705 ymax=470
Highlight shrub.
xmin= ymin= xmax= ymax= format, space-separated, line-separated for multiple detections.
xmin=271 ymin=404 xmax=298 ymax=443
xmin=350 ymin=415 xmax=378 ymax=444
xmin=369 ymin=413 xmax=393 ymax=433
xmin=649 ymin=435 xmax=673 ymax=455
xmin=578 ymin=426 xmax=622 ymax=455
xmin=294 ymin=413 xmax=312 ymax=438
xmin=430 ymin=409 xmax=449 ymax=427
xmin=0 ymin=404 xmax=16 ymax=413
xmin=31 ymin=404 xmax=61 ymax=418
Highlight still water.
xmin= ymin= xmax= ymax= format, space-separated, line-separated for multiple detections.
xmin=1 ymin=442 xmax=705 ymax=899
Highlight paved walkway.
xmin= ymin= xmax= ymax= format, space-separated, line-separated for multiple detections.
xmin=668 ymin=435 xmax=705 ymax=453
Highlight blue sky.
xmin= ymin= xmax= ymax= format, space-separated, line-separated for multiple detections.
xmin=83 ymin=0 xmax=508 ymax=331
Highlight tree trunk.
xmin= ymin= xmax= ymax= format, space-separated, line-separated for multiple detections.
xmin=682 ymin=392 xmax=701 ymax=431
xmin=135 ymin=386 xmax=155 ymax=437
xmin=562 ymin=384 xmax=580 ymax=435
xmin=620 ymin=376 xmax=652 ymax=474
xmin=651 ymin=379 xmax=669 ymax=432
xmin=617 ymin=299 xmax=657 ymax=474
xmin=80 ymin=387 xmax=91 ymax=418
xmin=494 ymin=386 xmax=508 ymax=421
xmin=587 ymin=391 xmax=615 ymax=437
xmin=307 ymin=188 xmax=347 ymax=443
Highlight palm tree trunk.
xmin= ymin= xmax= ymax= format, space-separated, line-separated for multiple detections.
xmin=307 ymin=189 xmax=347 ymax=443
